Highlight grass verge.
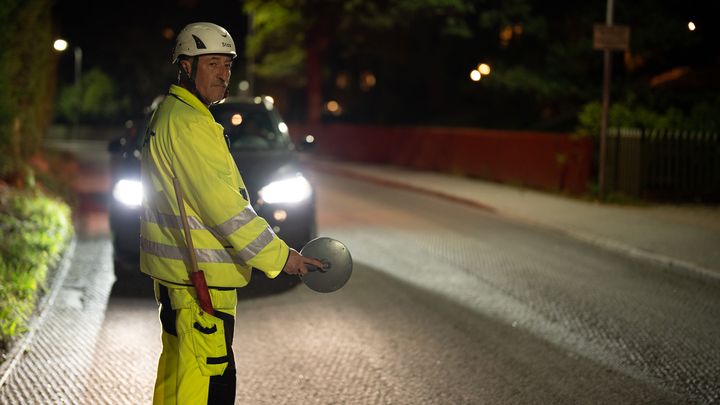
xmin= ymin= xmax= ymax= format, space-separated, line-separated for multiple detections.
xmin=0 ymin=187 xmax=73 ymax=352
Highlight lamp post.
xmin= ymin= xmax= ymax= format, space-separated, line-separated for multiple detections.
xmin=53 ymin=39 xmax=82 ymax=137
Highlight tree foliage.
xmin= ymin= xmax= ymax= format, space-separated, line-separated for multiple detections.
xmin=242 ymin=0 xmax=718 ymax=131
xmin=55 ymin=68 xmax=130 ymax=125
xmin=577 ymin=94 xmax=720 ymax=136
xmin=244 ymin=0 xmax=473 ymax=87
xmin=0 ymin=0 xmax=56 ymax=182
xmin=480 ymin=0 xmax=719 ymax=130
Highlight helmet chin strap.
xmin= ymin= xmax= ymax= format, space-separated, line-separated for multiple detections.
xmin=178 ymin=56 xmax=213 ymax=106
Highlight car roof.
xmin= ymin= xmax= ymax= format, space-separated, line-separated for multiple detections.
xmin=214 ymin=96 xmax=275 ymax=111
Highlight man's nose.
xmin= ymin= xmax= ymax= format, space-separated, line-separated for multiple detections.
xmin=219 ymin=68 xmax=231 ymax=81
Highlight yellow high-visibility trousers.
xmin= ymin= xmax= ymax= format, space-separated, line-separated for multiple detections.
xmin=152 ymin=282 xmax=237 ymax=404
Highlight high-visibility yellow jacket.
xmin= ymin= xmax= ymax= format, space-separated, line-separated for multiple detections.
xmin=139 ymin=85 xmax=289 ymax=288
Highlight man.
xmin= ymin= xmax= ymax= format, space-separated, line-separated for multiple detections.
xmin=140 ymin=22 xmax=324 ymax=404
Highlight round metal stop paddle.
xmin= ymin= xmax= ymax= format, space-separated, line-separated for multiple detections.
xmin=299 ymin=237 xmax=353 ymax=293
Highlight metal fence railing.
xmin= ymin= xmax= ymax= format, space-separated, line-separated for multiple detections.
xmin=604 ymin=127 xmax=720 ymax=201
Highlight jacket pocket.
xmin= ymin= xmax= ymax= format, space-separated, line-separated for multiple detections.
xmin=190 ymin=311 xmax=228 ymax=376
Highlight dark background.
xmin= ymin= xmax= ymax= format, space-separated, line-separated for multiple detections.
xmin=51 ymin=0 xmax=720 ymax=130
xmin=52 ymin=0 xmax=249 ymax=119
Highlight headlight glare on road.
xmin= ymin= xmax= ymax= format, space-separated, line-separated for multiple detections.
xmin=113 ymin=179 xmax=143 ymax=207
xmin=259 ymin=175 xmax=312 ymax=204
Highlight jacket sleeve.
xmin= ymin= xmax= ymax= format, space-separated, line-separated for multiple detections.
xmin=170 ymin=118 xmax=289 ymax=278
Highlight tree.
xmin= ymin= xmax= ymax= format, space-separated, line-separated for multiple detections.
xmin=0 ymin=0 xmax=56 ymax=184
xmin=55 ymin=68 xmax=130 ymax=125
xmin=243 ymin=0 xmax=719 ymax=130
xmin=480 ymin=0 xmax=720 ymax=130
xmin=243 ymin=0 xmax=474 ymax=123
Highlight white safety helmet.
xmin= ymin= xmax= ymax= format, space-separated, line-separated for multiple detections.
xmin=172 ymin=22 xmax=237 ymax=63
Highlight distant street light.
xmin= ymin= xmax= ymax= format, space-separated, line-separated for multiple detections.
xmin=471 ymin=62 xmax=491 ymax=82
xmin=53 ymin=39 xmax=68 ymax=52
xmin=53 ymin=38 xmax=82 ymax=136
xmin=688 ymin=21 xmax=696 ymax=31
xmin=325 ymin=100 xmax=342 ymax=115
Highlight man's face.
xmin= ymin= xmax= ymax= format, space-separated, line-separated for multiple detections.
xmin=183 ymin=54 xmax=233 ymax=104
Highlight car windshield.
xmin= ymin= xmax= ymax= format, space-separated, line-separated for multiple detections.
xmin=211 ymin=103 xmax=290 ymax=151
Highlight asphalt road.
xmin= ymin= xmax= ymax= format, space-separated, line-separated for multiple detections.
xmin=2 ymin=140 xmax=719 ymax=404
xmin=307 ymin=172 xmax=719 ymax=404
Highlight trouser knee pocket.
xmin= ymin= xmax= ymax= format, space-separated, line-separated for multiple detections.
xmin=189 ymin=310 xmax=229 ymax=376
xmin=156 ymin=284 xmax=236 ymax=378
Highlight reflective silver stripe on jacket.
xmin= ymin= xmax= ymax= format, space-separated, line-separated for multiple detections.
xmin=142 ymin=208 xmax=204 ymax=230
xmin=142 ymin=206 xmax=258 ymax=242
xmin=140 ymin=226 xmax=276 ymax=264
xmin=141 ymin=237 xmax=242 ymax=264
xmin=214 ymin=206 xmax=258 ymax=237
xmin=233 ymin=226 xmax=276 ymax=263
xmin=142 ymin=207 xmax=228 ymax=243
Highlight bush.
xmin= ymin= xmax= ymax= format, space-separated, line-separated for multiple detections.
xmin=576 ymin=94 xmax=720 ymax=136
xmin=0 ymin=187 xmax=73 ymax=350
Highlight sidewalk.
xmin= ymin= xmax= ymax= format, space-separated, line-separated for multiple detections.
xmin=306 ymin=159 xmax=720 ymax=281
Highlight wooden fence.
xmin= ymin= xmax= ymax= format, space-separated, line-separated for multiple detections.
xmin=605 ymin=128 xmax=720 ymax=201
xmin=289 ymin=123 xmax=593 ymax=195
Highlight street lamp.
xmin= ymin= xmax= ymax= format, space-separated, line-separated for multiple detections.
xmin=470 ymin=62 xmax=491 ymax=83
xmin=53 ymin=38 xmax=82 ymax=136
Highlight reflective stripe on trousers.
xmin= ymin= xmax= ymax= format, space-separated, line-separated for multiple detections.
xmin=153 ymin=284 xmax=236 ymax=404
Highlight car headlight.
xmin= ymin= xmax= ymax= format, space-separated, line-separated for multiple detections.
xmin=112 ymin=179 xmax=143 ymax=207
xmin=258 ymin=175 xmax=312 ymax=204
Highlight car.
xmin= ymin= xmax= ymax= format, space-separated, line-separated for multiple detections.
xmin=108 ymin=96 xmax=317 ymax=293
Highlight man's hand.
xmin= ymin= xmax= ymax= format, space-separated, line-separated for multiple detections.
xmin=283 ymin=248 xmax=325 ymax=276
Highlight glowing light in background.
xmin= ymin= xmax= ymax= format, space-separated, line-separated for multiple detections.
xmin=360 ymin=71 xmax=377 ymax=91
xmin=231 ymin=114 xmax=243 ymax=126
xmin=53 ymin=39 xmax=68 ymax=51
xmin=336 ymin=73 xmax=350 ymax=89
xmin=499 ymin=26 xmax=513 ymax=47
xmin=499 ymin=24 xmax=522 ymax=47
xmin=113 ymin=179 xmax=143 ymax=207
xmin=470 ymin=70 xmax=482 ymax=81
xmin=326 ymin=100 xmax=342 ymax=115
xmin=478 ymin=63 xmax=491 ymax=75
xmin=259 ymin=176 xmax=312 ymax=204
xmin=688 ymin=21 xmax=696 ymax=31
xmin=273 ymin=210 xmax=288 ymax=221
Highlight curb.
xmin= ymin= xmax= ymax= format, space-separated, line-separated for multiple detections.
xmin=307 ymin=161 xmax=720 ymax=284
xmin=0 ymin=236 xmax=77 ymax=389
xmin=305 ymin=161 xmax=497 ymax=214
xmin=556 ymin=228 xmax=720 ymax=283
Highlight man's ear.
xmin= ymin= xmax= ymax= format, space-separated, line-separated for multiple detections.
xmin=179 ymin=59 xmax=192 ymax=76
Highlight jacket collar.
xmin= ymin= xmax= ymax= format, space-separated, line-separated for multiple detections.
xmin=168 ymin=84 xmax=213 ymax=119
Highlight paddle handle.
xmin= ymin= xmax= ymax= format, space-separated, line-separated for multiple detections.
xmin=173 ymin=177 xmax=214 ymax=315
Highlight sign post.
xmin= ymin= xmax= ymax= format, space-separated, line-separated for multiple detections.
xmin=593 ymin=0 xmax=629 ymax=200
